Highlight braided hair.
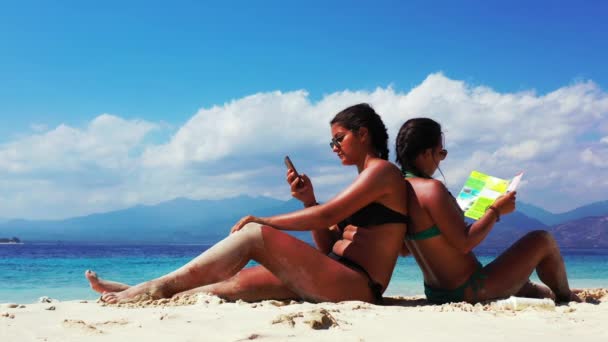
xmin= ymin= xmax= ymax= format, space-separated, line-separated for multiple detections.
xmin=395 ymin=118 xmax=442 ymax=178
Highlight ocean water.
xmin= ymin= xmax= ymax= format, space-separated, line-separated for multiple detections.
xmin=1 ymin=243 xmax=607 ymax=304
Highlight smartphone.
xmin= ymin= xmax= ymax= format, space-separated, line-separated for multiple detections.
xmin=284 ymin=156 xmax=303 ymax=186
xmin=284 ymin=156 xmax=299 ymax=176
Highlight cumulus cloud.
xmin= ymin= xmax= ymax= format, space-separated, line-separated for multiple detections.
xmin=0 ymin=115 xmax=159 ymax=218
xmin=141 ymin=91 xmax=325 ymax=167
xmin=1 ymin=73 xmax=607 ymax=219
xmin=581 ymin=148 xmax=608 ymax=168
xmin=0 ymin=114 xmax=157 ymax=174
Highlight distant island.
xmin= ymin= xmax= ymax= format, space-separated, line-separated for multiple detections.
xmin=0 ymin=237 xmax=22 ymax=244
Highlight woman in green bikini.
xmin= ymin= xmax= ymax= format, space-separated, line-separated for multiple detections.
xmin=395 ymin=118 xmax=580 ymax=304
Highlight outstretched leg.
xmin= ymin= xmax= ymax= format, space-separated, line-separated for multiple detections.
xmin=474 ymin=230 xmax=580 ymax=302
xmin=102 ymin=223 xmax=375 ymax=303
xmin=175 ymin=265 xmax=299 ymax=302
xmin=86 ymin=266 xmax=298 ymax=302
xmin=85 ymin=270 xmax=130 ymax=293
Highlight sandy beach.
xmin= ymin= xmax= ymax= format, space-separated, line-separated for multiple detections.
xmin=1 ymin=289 xmax=607 ymax=342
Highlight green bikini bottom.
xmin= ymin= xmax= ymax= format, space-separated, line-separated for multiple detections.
xmin=424 ymin=261 xmax=487 ymax=304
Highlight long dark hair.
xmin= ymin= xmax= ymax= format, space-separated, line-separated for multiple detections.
xmin=395 ymin=118 xmax=442 ymax=178
xmin=330 ymin=103 xmax=389 ymax=160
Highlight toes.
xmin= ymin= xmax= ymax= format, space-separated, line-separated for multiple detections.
xmin=101 ymin=292 xmax=118 ymax=304
xmin=85 ymin=270 xmax=97 ymax=280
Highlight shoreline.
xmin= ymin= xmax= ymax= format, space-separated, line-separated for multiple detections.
xmin=2 ymin=291 xmax=607 ymax=341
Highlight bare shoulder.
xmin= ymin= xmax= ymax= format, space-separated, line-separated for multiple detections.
xmin=362 ymin=160 xmax=407 ymax=204
xmin=363 ymin=159 xmax=403 ymax=180
xmin=407 ymin=178 xmax=448 ymax=202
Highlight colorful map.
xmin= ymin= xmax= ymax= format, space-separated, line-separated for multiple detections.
xmin=456 ymin=171 xmax=523 ymax=220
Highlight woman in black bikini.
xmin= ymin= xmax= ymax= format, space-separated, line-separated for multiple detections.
xmin=86 ymin=103 xmax=408 ymax=304
xmin=395 ymin=117 xmax=580 ymax=304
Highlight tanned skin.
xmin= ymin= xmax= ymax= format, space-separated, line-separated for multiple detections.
xmin=88 ymin=124 xmax=407 ymax=304
xmin=403 ymin=138 xmax=580 ymax=303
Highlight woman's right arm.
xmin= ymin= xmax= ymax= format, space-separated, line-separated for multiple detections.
xmin=423 ymin=180 xmax=516 ymax=254
xmin=309 ymin=209 xmax=341 ymax=253
xmin=287 ymin=170 xmax=340 ymax=253
xmin=231 ymin=161 xmax=397 ymax=233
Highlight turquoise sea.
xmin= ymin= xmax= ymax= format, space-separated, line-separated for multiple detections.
xmin=1 ymin=243 xmax=607 ymax=304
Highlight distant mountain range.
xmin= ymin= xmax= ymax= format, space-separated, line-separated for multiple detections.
xmin=476 ymin=211 xmax=547 ymax=249
xmin=517 ymin=201 xmax=608 ymax=226
xmin=0 ymin=196 xmax=606 ymax=249
xmin=477 ymin=200 xmax=608 ymax=250
xmin=550 ymin=216 xmax=608 ymax=249
xmin=476 ymin=212 xmax=608 ymax=250
xmin=0 ymin=196 xmax=305 ymax=244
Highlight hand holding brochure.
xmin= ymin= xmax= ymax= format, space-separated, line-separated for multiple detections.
xmin=456 ymin=171 xmax=523 ymax=220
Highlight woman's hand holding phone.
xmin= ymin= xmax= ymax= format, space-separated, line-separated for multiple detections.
xmin=287 ymin=170 xmax=316 ymax=207
xmin=284 ymin=156 xmax=317 ymax=207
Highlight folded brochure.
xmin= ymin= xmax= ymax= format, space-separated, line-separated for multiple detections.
xmin=456 ymin=171 xmax=523 ymax=220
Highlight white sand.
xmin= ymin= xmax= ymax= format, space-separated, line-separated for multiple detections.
xmin=1 ymin=290 xmax=607 ymax=342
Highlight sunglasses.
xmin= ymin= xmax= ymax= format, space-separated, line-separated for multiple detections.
xmin=438 ymin=133 xmax=447 ymax=159
xmin=329 ymin=134 xmax=346 ymax=149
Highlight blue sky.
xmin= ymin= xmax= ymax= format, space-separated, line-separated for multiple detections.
xmin=0 ymin=1 xmax=607 ymax=219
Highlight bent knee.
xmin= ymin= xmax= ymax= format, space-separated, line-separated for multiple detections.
xmin=240 ymin=222 xmax=281 ymax=235
xmin=238 ymin=223 xmax=282 ymax=248
xmin=240 ymin=222 xmax=264 ymax=234
xmin=232 ymin=222 xmax=265 ymax=246
xmin=525 ymin=230 xmax=557 ymax=247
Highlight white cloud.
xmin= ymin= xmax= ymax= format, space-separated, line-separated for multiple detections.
xmin=1 ymin=73 xmax=607 ymax=219
xmin=0 ymin=114 xmax=158 ymax=174
xmin=496 ymin=140 xmax=542 ymax=161
xmin=0 ymin=115 xmax=159 ymax=218
xmin=141 ymin=91 xmax=325 ymax=167
xmin=581 ymin=148 xmax=608 ymax=168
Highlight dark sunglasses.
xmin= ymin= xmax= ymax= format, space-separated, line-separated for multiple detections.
xmin=329 ymin=135 xmax=345 ymax=149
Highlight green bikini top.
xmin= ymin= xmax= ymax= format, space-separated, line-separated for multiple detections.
xmin=404 ymin=170 xmax=442 ymax=241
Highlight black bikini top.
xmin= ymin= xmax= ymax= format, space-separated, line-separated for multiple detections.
xmin=337 ymin=202 xmax=409 ymax=231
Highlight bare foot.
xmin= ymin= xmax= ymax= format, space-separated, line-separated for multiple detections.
xmin=516 ymin=281 xmax=556 ymax=300
xmin=100 ymin=281 xmax=167 ymax=304
xmin=554 ymin=290 xmax=582 ymax=303
xmin=565 ymin=291 xmax=583 ymax=303
xmin=85 ymin=270 xmax=130 ymax=294
xmin=101 ymin=291 xmax=151 ymax=304
xmin=101 ymin=290 xmax=138 ymax=304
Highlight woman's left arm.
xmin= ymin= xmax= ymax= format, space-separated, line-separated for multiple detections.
xmin=230 ymin=162 xmax=399 ymax=233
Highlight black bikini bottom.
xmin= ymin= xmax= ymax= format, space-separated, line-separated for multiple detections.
xmin=327 ymin=252 xmax=384 ymax=304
